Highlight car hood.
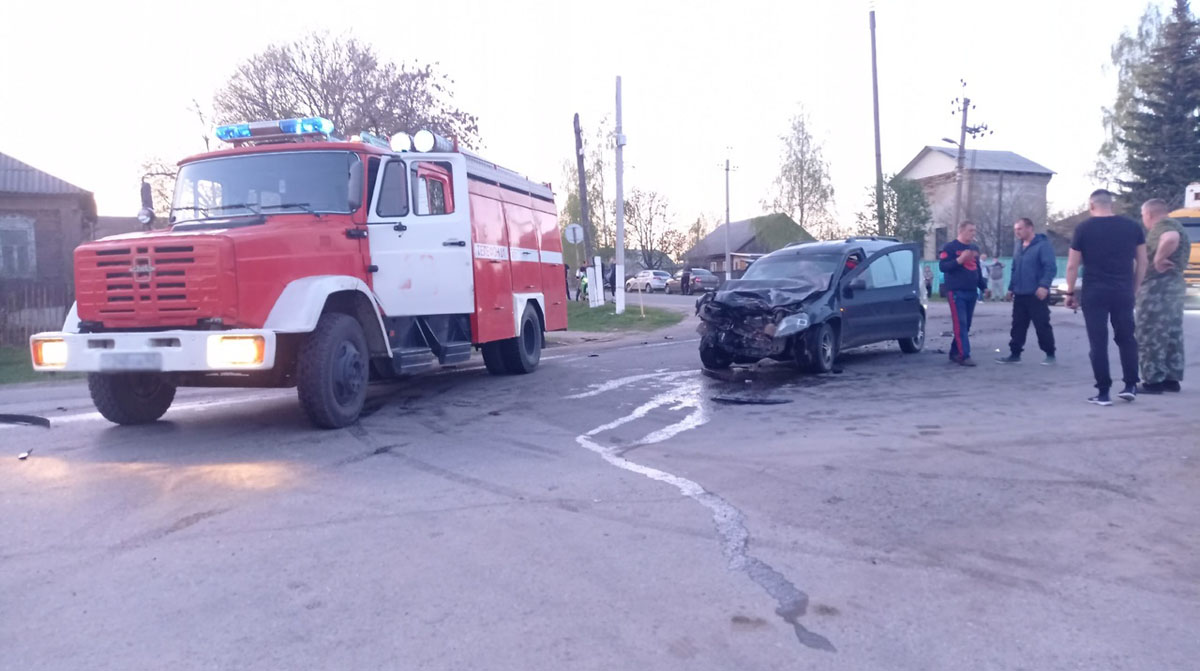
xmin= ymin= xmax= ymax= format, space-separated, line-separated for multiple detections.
xmin=708 ymin=279 xmax=825 ymax=312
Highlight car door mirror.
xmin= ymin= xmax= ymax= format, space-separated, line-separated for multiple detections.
xmin=850 ymin=277 xmax=867 ymax=292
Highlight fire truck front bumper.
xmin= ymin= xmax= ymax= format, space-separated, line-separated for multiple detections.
xmin=29 ymin=330 xmax=277 ymax=373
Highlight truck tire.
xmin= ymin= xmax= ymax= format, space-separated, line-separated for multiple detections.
xmin=481 ymin=341 xmax=508 ymax=375
xmin=296 ymin=313 xmax=369 ymax=429
xmin=899 ymin=313 xmax=926 ymax=353
xmin=699 ymin=342 xmax=733 ymax=369
xmin=88 ymin=373 xmax=176 ymax=425
xmin=806 ymin=322 xmax=837 ymax=374
xmin=500 ymin=305 xmax=543 ymax=374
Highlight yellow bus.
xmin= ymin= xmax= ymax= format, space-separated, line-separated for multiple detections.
xmin=1170 ymin=182 xmax=1200 ymax=308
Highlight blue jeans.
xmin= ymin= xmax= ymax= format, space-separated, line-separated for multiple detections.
xmin=947 ymin=291 xmax=978 ymax=361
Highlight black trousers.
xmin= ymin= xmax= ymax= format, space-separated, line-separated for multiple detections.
xmin=1081 ymin=287 xmax=1139 ymax=391
xmin=1009 ymin=294 xmax=1055 ymax=357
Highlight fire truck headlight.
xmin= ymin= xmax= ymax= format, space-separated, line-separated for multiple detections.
xmin=413 ymin=129 xmax=454 ymax=152
xmin=32 ymin=338 xmax=68 ymax=368
xmin=207 ymin=335 xmax=265 ymax=368
xmin=390 ymin=133 xmax=413 ymax=152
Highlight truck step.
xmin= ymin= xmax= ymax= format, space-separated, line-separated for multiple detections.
xmin=438 ymin=341 xmax=472 ymax=365
xmin=391 ymin=347 xmax=435 ymax=375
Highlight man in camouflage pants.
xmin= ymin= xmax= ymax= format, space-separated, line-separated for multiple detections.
xmin=1136 ymin=199 xmax=1191 ymax=393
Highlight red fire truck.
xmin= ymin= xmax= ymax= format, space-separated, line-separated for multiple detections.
xmin=29 ymin=118 xmax=568 ymax=428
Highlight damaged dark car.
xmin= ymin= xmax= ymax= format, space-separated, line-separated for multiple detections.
xmin=696 ymin=239 xmax=926 ymax=372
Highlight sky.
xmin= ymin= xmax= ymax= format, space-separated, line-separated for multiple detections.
xmin=0 ymin=0 xmax=1157 ymax=226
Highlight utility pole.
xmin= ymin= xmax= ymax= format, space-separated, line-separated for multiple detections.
xmin=724 ymin=157 xmax=732 ymax=281
xmin=573 ymin=113 xmax=595 ymax=262
xmin=614 ymin=76 xmax=627 ymax=315
xmin=953 ymin=96 xmax=969 ymax=228
xmin=870 ymin=9 xmax=886 ymax=235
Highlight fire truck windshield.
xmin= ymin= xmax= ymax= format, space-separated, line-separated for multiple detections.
xmin=171 ymin=151 xmax=361 ymax=223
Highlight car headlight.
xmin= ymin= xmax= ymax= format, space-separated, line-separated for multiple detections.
xmin=773 ymin=313 xmax=811 ymax=339
xmin=207 ymin=335 xmax=265 ymax=367
xmin=32 ymin=338 xmax=68 ymax=368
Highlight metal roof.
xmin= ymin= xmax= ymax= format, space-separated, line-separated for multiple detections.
xmin=899 ymin=146 xmax=1054 ymax=179
xmin=0 ymin=151 xmax=92 ymax=195
xmin=686 ymin=213 xmax=810 ymax=260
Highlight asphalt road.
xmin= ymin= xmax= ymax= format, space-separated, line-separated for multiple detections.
xmin=2 ymin=302 xmax=1198 ymax=670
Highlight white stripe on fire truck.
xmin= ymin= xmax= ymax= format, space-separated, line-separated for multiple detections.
xmin=471 ymin=243 xmax=564 ymax=265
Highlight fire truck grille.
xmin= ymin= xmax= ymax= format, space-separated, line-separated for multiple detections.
xmin=75 ymin=240 xmax=236 ymax=328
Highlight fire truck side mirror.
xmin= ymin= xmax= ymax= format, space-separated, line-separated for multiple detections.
xmin=137 ymin=181 xmax=156 ymax=227
xmin=348 ymin=167 xmax=364 ymax=211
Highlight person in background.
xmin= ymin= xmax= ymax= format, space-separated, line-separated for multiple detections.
xmin=604 ymin=257 xmax=616 ymax=300
xmin=1135 ymin=198 xmax=1190 ymax=393
xmin=575 ymin=265 xmax=587 ymax=301
xmin=1064 ymin=189 xmax=1147 ymax=405
xmin=939 ymin=221 xmax=991 ymax=366
xmin=997 ymin=218 xmax=1056 ymax=365
xmin=681 ymin=267 xmax=692 ymax=296
xmin=988 ymin=257 xmax=1006 ymax=300
xmin=564 ymin=263 xmax=571 ymax=299
xmin=923 ymin=263 xmax=934 ymax=299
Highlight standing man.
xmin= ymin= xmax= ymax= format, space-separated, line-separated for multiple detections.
xmin=1064 ymin=189 xmax=1147 ymax=405
xmin=939 ymin=220 xmax=991 ymax=366
xmin=681 ymin=267 xmax=692 ymax=296
xmin=923 ymin=263 xmax=934 ymax=299
xmin=997 ymin=218 xmax=1056 ymax=365
xmin=1135 ymin=198 xmax=1190 ymax=393
xmin=988 ymin=257 xmax=1006 ymax=300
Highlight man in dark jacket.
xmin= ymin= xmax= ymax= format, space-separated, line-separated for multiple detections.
xmin=997 ymin=217 xmax=1057 ymax=365
xmin=939 ymin=220 xmax=991 ymax=366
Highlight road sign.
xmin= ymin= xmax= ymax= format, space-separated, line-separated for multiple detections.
xmin=565 ymin=223 xmax=584 ymax=245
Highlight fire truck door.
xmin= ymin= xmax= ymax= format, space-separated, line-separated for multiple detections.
xmin=366 ymin=154 xmax=473 ymax=317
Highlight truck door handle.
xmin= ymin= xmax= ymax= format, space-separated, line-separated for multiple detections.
xmin=393 ymin=223 xmax=407 ymax=232
xmin=443 ymin=239 xmax=466 ymax=247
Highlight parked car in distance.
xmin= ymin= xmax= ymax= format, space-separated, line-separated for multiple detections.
xmin=665 ymin=268 xmax=720 ymax=294
xmin=625 ymin=270 xmax=671 ymax=293
xmin=1049 ymin=276 xmax=1079 ymax=306
xmin=696 ymin=238 xmax=925 ymax=372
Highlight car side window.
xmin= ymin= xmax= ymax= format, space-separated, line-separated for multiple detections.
xmin=886 ymin=249 xmax=914 ymax=286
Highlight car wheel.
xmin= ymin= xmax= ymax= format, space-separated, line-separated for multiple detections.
xmin=699 ymin=342 xmax=733 ymax=370
xmin=899 ymin=312 xmax=926 ymax=353
xmin=665 ymin=285 xmax=673 ymax=294
xmin=806 ymin=322 xmax=837 ymax=374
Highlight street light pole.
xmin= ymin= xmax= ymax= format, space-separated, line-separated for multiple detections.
xmin=870 ymin=10 xmax=886 ymax=236
xmin=724 ymin=158 xmax=731 ymax=281
xmin=614 ymin=76 xmax=627 ymax=315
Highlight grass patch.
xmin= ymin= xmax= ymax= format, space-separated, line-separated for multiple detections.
xmin=0 ymin=346 xmax=82 ymax=385
xmin=566 ymin=301 xmax=685 ymax=332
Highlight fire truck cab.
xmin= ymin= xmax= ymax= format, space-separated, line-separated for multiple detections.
xmin=29 ymin=119 xmax=567 ymax=428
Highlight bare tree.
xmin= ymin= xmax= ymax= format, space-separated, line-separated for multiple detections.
xmin=624 ymin=189 xmax=672 ymax=269
xmin=213 ymin=32 xmax=479 ymax=146
xmin=139 ymin=157 xmax=177 ymax=226
xmin=768 ymin=110 xmax=835 ymax=234
xmin=557 ymin=117 xmax=615 ymax=249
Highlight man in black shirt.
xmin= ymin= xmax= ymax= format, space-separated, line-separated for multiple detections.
xmin=1065 ymin=189 xmax=1148 ymax=405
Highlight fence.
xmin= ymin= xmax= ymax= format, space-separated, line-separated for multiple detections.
xmin=0 ymin=281 xmax=73 ymax=347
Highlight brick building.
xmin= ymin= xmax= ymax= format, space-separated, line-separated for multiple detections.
xmin=897 ymin=146 xmax=1053 ymax=259
xmin=0 ymin=151 xmax=96 ymax=285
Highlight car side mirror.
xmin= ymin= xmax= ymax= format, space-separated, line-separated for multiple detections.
xmin=137 ymin=181 xmax=155 ymax=228
xmin=850 ymin=277 xmax=867 ymax=291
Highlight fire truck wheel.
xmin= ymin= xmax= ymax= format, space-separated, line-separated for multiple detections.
xmin=501 ymin=305 xmax=543 ymax=374
xmin=297 ymin=313 xmax=369 ymax=429
xmin=481 ymin=341 xmax=508 ymax=375
xmin=88 ymin=373 xmax=176 ymax=425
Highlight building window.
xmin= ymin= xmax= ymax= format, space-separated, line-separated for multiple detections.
xmin=0 ymin=216 xmax=35 ymax=278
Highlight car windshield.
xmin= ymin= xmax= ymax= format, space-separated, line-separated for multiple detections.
xmin=739 ymin=253 xmax=842 ymax=290
xmin=171 ymin=151 xmax=361 ymax=222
